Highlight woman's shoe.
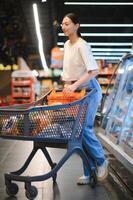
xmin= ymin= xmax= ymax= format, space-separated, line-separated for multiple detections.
xmin=77 ymin=175 xmax=90 ymax=185
xmin=97 ymin=160 xmax=108 ymax=181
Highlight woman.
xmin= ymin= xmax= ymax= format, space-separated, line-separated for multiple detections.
xmin=61 ymin=13 xmax=108 ymax=185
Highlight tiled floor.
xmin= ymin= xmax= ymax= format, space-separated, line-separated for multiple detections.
xmin=0 ymin=138 xmax=131 ymax=200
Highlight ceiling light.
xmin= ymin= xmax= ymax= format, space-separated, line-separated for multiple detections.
xmin=82 ymin=33 xmax=133 ymax=37
xmin=57 ymin=42 xmax=64 ymax=45
xmin=33 ymin=4 xmax=48 ymax=72
xmin=89 ymin=43 xmax=132 ymax=46
xmin=58 ymin=33 xmax=133 ymax=37
xmin=57 ymin=42 xmax=132 ymax=46
xmin=92 ymin=48 xmax=131 ymax=52
xmin=64 ymin=2 xmax=133 ymax=6
xmin=94 ymin=56 xmax=121 ymax=60
xmin=58 ymin=47 xmax=131 ymax=53
xmin=93 ymin=52 xmax=125 ymax=56
xmin=80 ymin=24 xmax=133 ymax=27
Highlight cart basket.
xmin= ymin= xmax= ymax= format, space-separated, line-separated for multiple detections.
xmin=0 ymin=89 xmax=95 ymax=143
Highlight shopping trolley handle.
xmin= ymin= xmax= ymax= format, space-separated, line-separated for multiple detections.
xmin=0 ymin=89 xmax=53 ymax=111
xmin=33 ymin=89 xmax=53 ymax=106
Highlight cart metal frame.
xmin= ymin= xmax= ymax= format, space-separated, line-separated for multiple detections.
xmin=0 ymin=89 xmax=97 ymax=199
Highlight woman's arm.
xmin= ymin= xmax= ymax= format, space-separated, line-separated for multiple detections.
xmin=63 ymin=69 xmax=98 ymax=95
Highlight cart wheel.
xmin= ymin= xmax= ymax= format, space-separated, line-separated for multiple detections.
xmin=6 ymin=182 xmax=19 ymax=197
xmin=52 ymin=163 xmax=57 ymax=182
xmin=90 ymin=170 xmax=97 ymax=188
xmin=25 ymin=185 xmax=38 ymax=200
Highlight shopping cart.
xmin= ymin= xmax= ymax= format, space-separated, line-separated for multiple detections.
xmin=0 ymin=89 xmax=97 ymax=199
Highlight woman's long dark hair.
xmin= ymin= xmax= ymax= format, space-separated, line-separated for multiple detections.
xmin=64 ymin=13 xmax=81 ymax=37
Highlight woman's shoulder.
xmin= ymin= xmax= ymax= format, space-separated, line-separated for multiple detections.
xmin=78 ymin=38 xmax=91 ymax=49
xmin=64 ymin=40 xmax=70 ymax=46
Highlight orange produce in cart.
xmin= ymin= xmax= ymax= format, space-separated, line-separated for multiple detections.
xmin=47 ymin=89 xmax=86 ymax=105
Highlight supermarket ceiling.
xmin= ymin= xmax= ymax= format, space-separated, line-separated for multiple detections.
xmin=0 ymin=0 xmax=133 ymax=65
xmin=56 ymin=0 xmax=133 ymax=61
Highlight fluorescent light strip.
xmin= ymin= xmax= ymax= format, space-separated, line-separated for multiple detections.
xmin=59 ymin=48 xmax=122 ymax=60
xmin=64 ymin=2 xmax=133 ymax=6
xmin=58 ymin=45 xmax=131 ymax=51
xmin=33 ymin=4 xmax=48 ymax=72
xmin=93 ymin=52 xmax=124 ymax=56
xmin=90 ymin=42 xmax=132 ymax=46
xmin=80 ymin=24 xmax=133 ymax=27
xmin=83 ymin=33 xmax=133 ymax=36
xmin=57 ymin=42 xmax=132 ymax=46
xmin=58 ymin=33 xmax=133 ymax=37
xmin=59 ymin=47 xmax=131 ymax=53
xmin=57 ymin=42 xmax=64 ymax=45
xmin=94 ymin=56 xmax=121 ymax=60
xmin=92 ymin=48 xmax=131 ymax=52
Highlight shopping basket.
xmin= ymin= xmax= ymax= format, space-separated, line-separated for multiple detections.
xmin=47 ymin=89 xmax=86 ymax=105
xmin=0 ymin=89 xmax=97 ymax=199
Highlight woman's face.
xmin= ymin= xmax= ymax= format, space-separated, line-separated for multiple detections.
xmin=62 ymin=16 xmax=79 ymax=37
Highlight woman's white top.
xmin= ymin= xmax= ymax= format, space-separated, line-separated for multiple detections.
xmin=62 ymin=37 xmax=98 ymax=81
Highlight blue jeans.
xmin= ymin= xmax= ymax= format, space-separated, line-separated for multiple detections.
xmin=81 ymin=78 xmax=105 ymax=176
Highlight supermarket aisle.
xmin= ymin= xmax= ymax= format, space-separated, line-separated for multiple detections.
xmin=0 ymin=139 xmax=132 ymax=200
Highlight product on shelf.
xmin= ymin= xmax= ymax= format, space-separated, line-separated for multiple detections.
xmin=11 ymin=70 xmax=36 ymax=105
xmin=0 ymin=96 xmax=11 ymax=107
xmin=97 ymin=60 xmax=118 ymax=94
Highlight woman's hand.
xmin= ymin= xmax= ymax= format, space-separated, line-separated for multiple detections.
xmin=63 ymin=83 xmax=77 ymax=96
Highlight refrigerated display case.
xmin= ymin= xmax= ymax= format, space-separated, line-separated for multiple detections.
xmin=120 ymin=95 xmax=133 ymax=158
xmin=99 ymin=52 xmax=133 ymax=174
xmin=101 ymin=53 xmax=133 ymax=128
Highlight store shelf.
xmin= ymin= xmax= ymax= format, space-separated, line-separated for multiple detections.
xmin=12 ymin=81 xmax=31 ymax=86
xmin=97 ymin=60 xmax=117 ymax=94
xmin=11 ymin=70 xmax=35 ymax=104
